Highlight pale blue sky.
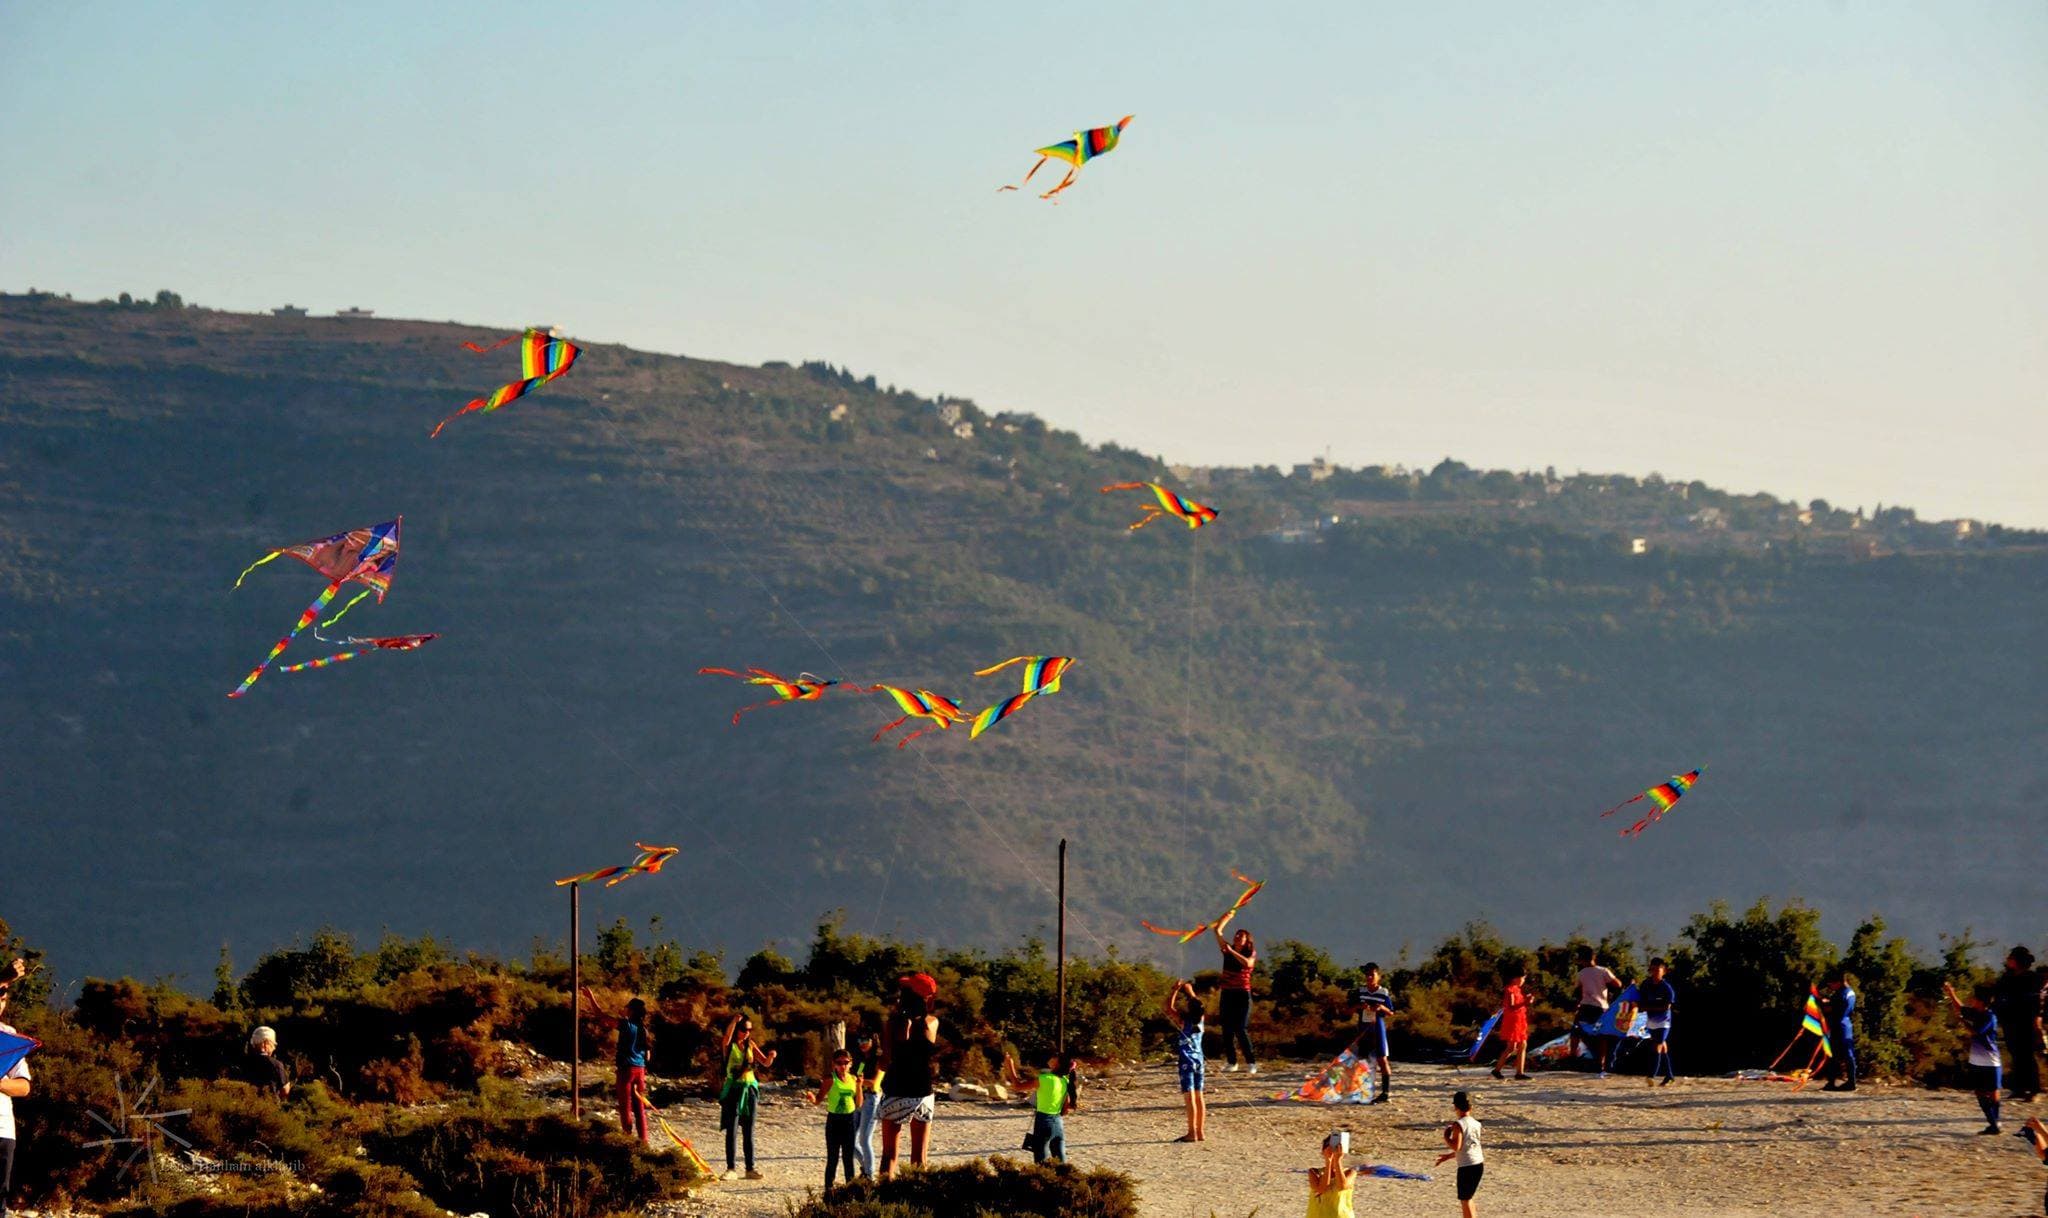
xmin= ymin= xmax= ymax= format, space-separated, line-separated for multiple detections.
xmin=6 ymin=1 xmax=2044 ymax=524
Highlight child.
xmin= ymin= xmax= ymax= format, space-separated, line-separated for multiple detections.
xmin=1945 ymin=981 xmax=2004 ymax=1134
xmin=1166 ymin=979 xmax=1206 ymax=1142
xmin=1002 ymin=1050 xmax=1074 ymax=1164
xmin=811 ymin=1047 xmax=861 ymax=1193
xmin=1434 ymin=1090 xmax=1484 ymax=1218
xmin=1638 ymin=957 xmax=1678 ymax=1085
xmin=2020 ymin=1116 xmax=2046 ymax=1216
xmin=1819 ymin=970 xmax=1859 ymax=1092
xmin=717 ymin=1014 xmax=777 ymax=1180
xmin=1491 ymin=963 xmax=1531 ymax=1081
xmin=1306 ymin=1130 xmax=1358 ymax=1218
xmin=580 ymin=987 xmax=653 ymax=1144
xmin=1351 ymin=963 xmax=1396 ymax=1103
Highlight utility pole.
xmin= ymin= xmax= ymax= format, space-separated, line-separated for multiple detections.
xmin=569 ymin=882 xmax=582 ymax=1122
xmin=1056 ymin=838 xmax=1068 ymax=1060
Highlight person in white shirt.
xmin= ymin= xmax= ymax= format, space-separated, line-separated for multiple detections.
xmin=1570 ymin=948 xmax=1623 ymax=1076
xmin=1435 ymin=1089 xmax=1484 ymax=1216
xmin=0 ymin=958 xmax=33 ymax=1218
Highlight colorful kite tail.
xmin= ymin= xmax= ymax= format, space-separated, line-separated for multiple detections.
xmin=278 ymin=650 xmax=364 ymax=674
xmin=1128 ymin=507 xmax=1167 ymax=531
xmin=231 ymin=549 xmax=283 ymax=589
xmin=871 ymin=715 xmax=913 ymax=744
xmin=461 ymin=333 xmax=527 ymax=355
xmin=999 ymin=156 xmax=1049 ymax=193
xmin=429 ymin=399 xmax=484 ymax=439
xmin=320 ymin=587 xmax=375 ymax=628
xmin=229 ymin=579 xmax=341 ymax=698
xmin=1040 ymin=166 xmax=1079 ymax=200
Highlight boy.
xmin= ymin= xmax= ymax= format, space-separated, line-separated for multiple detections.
xmin=1820 ymin=971 xmax=1858 ymax=1092
xmin=1945 ymin=980 xmax=2004 ymax=1134
xmin=1637 ymin=958 xmax=1677 ymax=1085
xmin=580 ymin=986 xmax=654 ymax=1143
xmin=1003 ymin=1050 xmax=1074 ymax=1164
xmin=1434 ymin=1090 xmax=1484 ymax=1217
xmin=811 ymin=1048 xmax=861 ymax=1193
xmin=1166 ymin=979 xmax=1206 ymax=1142
xmin=1351 ymin=963 xmax=1396 ymax=1103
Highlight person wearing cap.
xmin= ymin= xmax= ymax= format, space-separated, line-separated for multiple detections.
xmin=1993 ymin=946 xmax=2043 ymax=1102
xmin=245 ymin=1025 xmax=291 ymax=1098
xmin=878 ymin=973 xmax=940 ymax=1178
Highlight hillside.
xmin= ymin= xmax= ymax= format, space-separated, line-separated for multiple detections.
xmin=1 ymin=291 xmax=2042 ymax=984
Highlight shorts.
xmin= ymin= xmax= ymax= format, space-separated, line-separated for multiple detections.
xmin=1456 ymin=1163 xmax=1484 ymax=1201
xmin=1969 ymin=1063 xmax=2003 ymax=1094
xmin=1178 ymin=1057 xmax=1205 ymax=1093
xmin=877 ymin=1093 xmax=934 ymax=1125
xmin=1575 ymin=1003 xmax=1604 ymax=1028
xmin=1357 ymin=1024 xmax=1389 ymax=1061
xmin=1646 ymin=1022 xmax=1672 ymax=1046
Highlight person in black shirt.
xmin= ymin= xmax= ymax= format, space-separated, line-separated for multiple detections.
xmin=245 ymin=1026 xmax=291 ymax=1098
xmin=1993 ymin=946 xmax=2043 ymax=1102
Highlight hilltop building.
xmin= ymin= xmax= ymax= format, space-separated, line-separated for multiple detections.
xmin=270 ymin=304 xmax=307 ymax=318
xmin=336 ymin=307 xmax=374 ymax=318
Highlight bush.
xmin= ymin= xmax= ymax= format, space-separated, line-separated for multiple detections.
xmin=789 ymin=1158 xmax=1138 ymax=1218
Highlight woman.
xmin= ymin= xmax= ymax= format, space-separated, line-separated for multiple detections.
xmin=850 ymin=1026 xmax=883 ymax=1178
xmin=878 ymin=972 xmax=940 ymax=1178
xmin=1215 ymin=924 xmax=1258 ymax=1073
xmin=717 ymin=1014 xmax=776 ymax=1180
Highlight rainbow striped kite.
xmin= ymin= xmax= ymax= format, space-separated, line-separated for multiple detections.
xmin=432 ymin=328 xmax=583 ymax=437
xmin=1800 ymin=986 xmax=1833 ymax=1057
xmin=1601 ymin=767 xmax=1705 ymax=838
xmin=998 ymin=115 xmax=1134 ymax=201
xmin=1141 ymin=869 xmax=1266 ymax=943
xmin=228 ymin=518 xmax=403 ymax=698
xmin=1100 ymin=482 xmax=1218 ymax=531
xmin=967 ymin=656 xmax=1077 ymax=739
xmin=864 ymin=684 xmax=970 ymax=748
xmin=699 ymin=666 xmax=840 ymax=725
xmin=277 ymin=633 xmax=439 ymax=675
xmin=555 ymin=842 xmax=680 ymax=888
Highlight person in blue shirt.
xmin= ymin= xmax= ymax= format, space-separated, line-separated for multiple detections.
xmin=1819 ymin=971 xmax=1858 ymax=1092
xmin=1165 ymin=979 xmax=1206 ymax=1143
xmin=1946 ymin=980 xmax=2004 ymax=1135
xmin=581 ymin=987 xmax=653 ymax=1144
xmin=1636 ymin=958 xmax=1678 ymax=1086
xmin=1350 ymin=963 xmax=1396 ymax=1104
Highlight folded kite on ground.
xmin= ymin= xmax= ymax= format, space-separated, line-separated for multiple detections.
xmin=1100 ymin=482 xmax=1218 ymax=531
xmin=699 ymin=667 xmax=840 ymax=726
xmin=1270 ymin=1048 xmax=1375 ymax=1105
xmin=555 ymin=842 xmax=679 ymax=888
xmin=1601 ymin=767 xmax=1704 ymax=837
xmin=228 ymin=517 xmax=403 ymax=698
xmin=998 ymin=116 xmax=1133 ymax=201
xmin=432 ymin=328 xmax=582 ymax=437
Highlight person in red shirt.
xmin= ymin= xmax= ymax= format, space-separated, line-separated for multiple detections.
xmin=1213 ymin=925 xmax=1258 ymax=1073
xmin=1491 ymin=962 xmax=1532 ymax=1081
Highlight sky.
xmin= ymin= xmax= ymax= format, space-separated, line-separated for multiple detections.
xmin=5 ymin=1 xmax=2045 ymax=526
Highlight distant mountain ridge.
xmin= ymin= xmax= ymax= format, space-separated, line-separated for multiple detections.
xmin=2 ymin=291 xmax=2042 ymax=985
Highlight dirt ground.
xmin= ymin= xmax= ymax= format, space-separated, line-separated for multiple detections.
xmin=641 ymin=1061 xmax=2046 ymax=1217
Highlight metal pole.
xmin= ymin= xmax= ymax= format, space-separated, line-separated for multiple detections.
xmin=1056 ymin=838 xmax=1067 ymax=1060
xmin=570 ymin=881 xmax=582 ymax=1122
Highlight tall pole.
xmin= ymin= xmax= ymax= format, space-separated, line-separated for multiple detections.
xmin=570 ymin=882 xmax=582 ymax=1122
xmin=1056 ymin=838 xmax=1067 ymax=1060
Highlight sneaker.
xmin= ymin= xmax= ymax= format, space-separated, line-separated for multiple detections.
xmin=720 ymin=1169 xmax=739 ymax=1181
xmin=1370 ymin=1092 xmax=1390 ymax=1105
xmin=1248 ymin=1064 xmax=1260 ymax=1075
xmin=1979 ymin=1125 xmax=2002 ymax=1136
xmin=745 ymin=1170 xmax=765 ymax=1180
xmin=1491 ymin=1068 xmax=1504 ymax=1080
xmin=1226 ymin=1063 xmax=1241 ymax=1073
xmin=1660 ymin=1076 xmax=1674 ymax=1087
xmin=1597 ymin=1072 xmax=1609 ymax=1080
xmin=1514 ymin=1073 xmax=1532 ymax=1081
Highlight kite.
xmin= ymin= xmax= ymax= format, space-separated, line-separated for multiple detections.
xmin=431 ymin=328 xmax=583 ymax=437
xmin=1600 ymin=767 xmax=1704 ymax=837
xmin=1465 ymin=1010 xmax=1504 ymax=1063
xmin=698 ymin=667 xmax=840 ymax=726
xmin=0 ymin=1029 xmax=36 ymax=1079
xmin=555 ymin=842 xmax=680 ymax=888
xmin=1270 ymin=1048 xmax=1375 ymax=1105
xmin=1359 ymin=1165 xmax=1432 ymax=1182
xmin=1799 ymin=986 xmax=1834 ymax=1057
xmin=277 ymin=633 xmax=439 ymax=675
xmin=1140 ymin=869 xmax=1265 ymax=943
xmin=228 ymin=518 xmax=402 ymax=698
xmin=967 ymin=656 xmax=1078 ymax=740
xmin=998 ymin=116 xmax=1134 ymax=201
xmin=862 ymin=684 xmax=970 ymax=748
xmin=1099 ymin=482 xmax=1219 ymax=531
xmin=651 ymin=1111 xmax=715 ymax=1178
xmin=1753 ymin=985 xmax=1834 ymax=1090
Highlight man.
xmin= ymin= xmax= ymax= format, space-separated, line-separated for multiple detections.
xmin=1350 ymin=963 xmax=1396 ymax=1103
xmin=1992 ymin=946 xmax=2043 ymax=1102
xmin=245 ymin=1026 xmax=291 ymax=1097
xmin=1820 ymin=971 xmax=1858 ymax=1092
xmin=0 ymin=958 xmax=33 ymax=1218
xmin=1571 ymin=948 xmax=1623 ymax=1077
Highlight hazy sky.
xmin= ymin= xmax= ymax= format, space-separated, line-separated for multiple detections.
xmin=6 ymin=2 xmax=2044 ymax=524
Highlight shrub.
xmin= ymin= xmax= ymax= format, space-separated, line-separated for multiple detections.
xmin=789 ymin=1158 xmax=1138 ymax=1218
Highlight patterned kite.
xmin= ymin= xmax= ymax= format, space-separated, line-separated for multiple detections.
xmin=698 ymin=667 xmax=840 ymax=726
xmin=1799 ymin=986 xmax=1834 ymax=1057
xmin=228 ymin=518 xmax=402 ymax=698
xmin=431 ymin=328 xmax=583 ymax=437
xmin=1140 ymin=869 xmax=1266 ymax=943
xmin=555 ymin=842 xmax=680 ymax=888
xmin=1100 ymin=482 xmax=1219 ymax=531
xmin=277 ymin=633 xmax=440 ymax=675
xmin=997 ymin=115 xmax=1134 ymax=201
xmin=967 ymin=655 xmax=1078 ymax=739
xmin=1601 ymin=767 xmax=1704 ymax=837
xmin=863 ymin=684 xmax=970 ymax=748
xmin=1269 ymin=1048 xmax=1376 ymax=1105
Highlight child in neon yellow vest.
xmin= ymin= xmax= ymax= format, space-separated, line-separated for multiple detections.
xmin=1003 ymin=1051 xmax=1076 ymax=1163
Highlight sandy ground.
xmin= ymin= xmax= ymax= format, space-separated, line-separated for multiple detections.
xmin=641 ymin=1061 xmax=2046 ymax=1218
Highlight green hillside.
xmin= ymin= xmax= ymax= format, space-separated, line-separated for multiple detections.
xmin=2 ymin=291 xmax=2042 ymax=984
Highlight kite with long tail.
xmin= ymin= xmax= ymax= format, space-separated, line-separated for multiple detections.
xmin=863 ymin=684 xmax=970 ymax=748
xmin=431 ymin=328 xmax=582 ymax=437
xmin=967 ymin=655 xmax=1077 ymax=739
xmin=277 ymin=633 xmax=440 ymax=675
xmin=1100 ymin=482 xmax=1218 ymax=531
xmin=998 ymin=115 xmax=1133 ymax=201
xmin=1141 ymin=869 xmax=1265 ymax=943
xmin=1601 ymin=767 xmax=1705 ymax=837
xmin=228 ymin=518 xmax=402 ymax=698
xmin=699 ymin=667 xmax=840 ymax=725
xmin=555 ymin=842 xmax=680 ymax=888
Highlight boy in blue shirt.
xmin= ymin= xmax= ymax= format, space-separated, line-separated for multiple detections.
xmin=1166 ymin=979 xmax=1206 ymax=1142
xmin=1946 ymin=980 xmax=2004 ymax=1134
xmin=1350 ymin=963 xmax=1396 ymax=1104
xmin=1637 ymin=957 xmax=1678 ymax=1086
xmin=1820 ymin=971 xmax=1858 ymax=1092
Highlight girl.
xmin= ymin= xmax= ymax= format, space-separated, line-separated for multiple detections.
xmin=1167 ymin=979 xmax=1207 ymax=1142
xmin=717 ymin=1013 xmax=776 ymax=1180
xmin=1306 ymin=1131 xmax=1358 ymax=1218
xmin=1215 ymin=925 xmax=1259 ymax=1073
xmin=879 ymin=973 xmax=940 ymax=1178
xmin=811 ymin=1047 xmax=861 ymax=1193
xmin=1491 ymin=964 xmax=1531 ymax=1081
xmin=1434 ymin=1090 xmax=1484 ymax=1217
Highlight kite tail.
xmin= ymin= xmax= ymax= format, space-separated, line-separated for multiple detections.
xmin=1040 ymin=167 xmax=1079 ymax=200
xmin=999 ymin=156 xmax=1050 ymax=192
xmin=319 ymin=587 xmax=375 ymax=629
xmin=1128 ymin=507 xmax=1167 ymax=531
xmin=461 ymin=333 xmax=525 ymax=354
xmin=429 ymin=398 xmax=485 ymax=439
xmin=278 ymin=650 xmax=364 ymax=675
xmin=894 ymin=722 xmax=943 ymax=749
xmin=1140 ymin=919 xmax=1212 ymax=940
xmin=1599 ymin=793 xmax=1646 ymax=819
xmin=871 ymin=715 xmax=912 ymax=744
xmin=229 ymin=579 xmax=341 ymax=698
xmin=729 ymin=697 xmax=788 ymax=726
xmin=231 ymin=549 xmax=282 ymax=589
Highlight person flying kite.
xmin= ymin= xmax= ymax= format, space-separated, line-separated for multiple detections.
xmin=862 ymin=684 xmax=970 ymax=748
xmin=998 ymin=116 xmax=1134 ymax=201
xmin=555 ymin=842 xmax=681 ymax=888
xmin=431 ymin=328 xmax=583 ymax=437
xmin=228 ymin=518 xmax=403 ymax=698
xmin=698 ymin=667 xmax=841 ymax=726
xmin=967 ymin=656 xmax=1077 ymax=739
xmin=1600 ymin=767 xmax=1704 ymax=837
xmin=1100 ymin=482 xmax=1218 ymax=531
